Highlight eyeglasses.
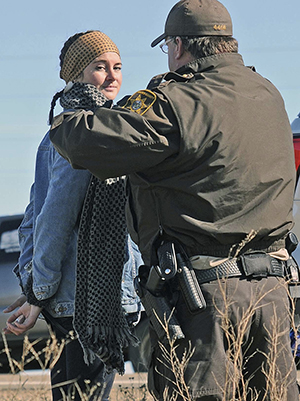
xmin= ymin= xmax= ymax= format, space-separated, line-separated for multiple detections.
xmin=159 ymin=38 xmax=173 ymax=54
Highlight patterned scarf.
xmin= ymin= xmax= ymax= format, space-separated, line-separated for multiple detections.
xmin=60 ymin=83 xmax=138 ymax=374
xmin=60 ymin=81 xmax=110 ymax=110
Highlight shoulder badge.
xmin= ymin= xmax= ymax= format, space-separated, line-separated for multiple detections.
xmin=122 ymin=90 xmax=156 ymax=115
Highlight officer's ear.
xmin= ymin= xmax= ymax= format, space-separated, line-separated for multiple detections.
xmin=174 ymin=36 xmax=184 ymax=60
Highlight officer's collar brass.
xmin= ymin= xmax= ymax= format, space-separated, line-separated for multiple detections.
xmin=164 ymin=71 xmax=195 ymax=82
xmin=146 ymin=74 xmax=165 ymax=90
xmin=146 ymin=71 xmax=195 ymax=90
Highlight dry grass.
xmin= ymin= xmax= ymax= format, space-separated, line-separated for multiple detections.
xmin=1 ymin=279 xmax=299 ymax=400
xmin=0 ymin=328 xmax=151 ymax=400
xmin=0 ymin=373 xmax=151 ymax=401
xmin=0 ymin=388 xmax=51 ymax=401
xmin=0 ymin=369 xmax=152 ymax=401
xmin=0 ymin=388 xmax=152 ymax=401
xmin=147 ymin=279 xmax=300 ymax=401
xmin=216 ymin=278 xmax=297 ymax=401
xmin=1 ymin=326 xmax=64 ymax=374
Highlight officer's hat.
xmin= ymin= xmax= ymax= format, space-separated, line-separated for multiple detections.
xmin=151 ymin=0 xmax=233 ymax=48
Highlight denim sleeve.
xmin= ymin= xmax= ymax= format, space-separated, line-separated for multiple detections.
xmin=121 ymin=234 xmax=144 ymax=314
xmin=32 ymin=145 xmax=91 ymax=301
xmin=15 ymin=183 xmax=35 ymax=290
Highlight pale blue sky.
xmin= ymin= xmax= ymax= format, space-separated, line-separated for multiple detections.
xmin=1 ymin=0 xmax=299 ymax=215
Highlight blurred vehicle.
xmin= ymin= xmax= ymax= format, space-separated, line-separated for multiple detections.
xmin=292 ymin=112 xmax=300 ymax=264
xmin=0 ymin=214 xmax=50 ymax=372
xmin=0 ymin=213 xmax=149 ymax=373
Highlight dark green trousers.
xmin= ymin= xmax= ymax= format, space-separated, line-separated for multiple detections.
xmin=148 ymin=276 xmax=298 ymax=401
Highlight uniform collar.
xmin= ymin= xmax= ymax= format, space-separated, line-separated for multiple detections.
xmin=175 ymin=52 xmax=245 ymax=77
xmin=147 ymin=53 xmax=245 ymax=89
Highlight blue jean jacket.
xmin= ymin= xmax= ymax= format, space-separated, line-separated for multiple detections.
xmin=122 ymin=237 xmax=144 ymax=314
xmin=15 ymin=131 xmax=141 ymax=317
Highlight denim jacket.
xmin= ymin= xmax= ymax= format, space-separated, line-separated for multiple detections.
xmin=15 ymin=131 xmax=141 ymax=317
xmin=122 ymin=237 xmax=144 ymax=314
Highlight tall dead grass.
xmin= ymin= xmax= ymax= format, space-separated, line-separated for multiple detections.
xmin=150 ymin=278 xmax=299 ymax=401
xmin=1 ymin=279 xmax=299 ymax=401
xmin=0 ymin=327 xmax=150 ymax=401
xmin=1 ymin=326 xmax=64 ymax=374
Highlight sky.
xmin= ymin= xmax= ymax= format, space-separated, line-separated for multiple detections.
xmin=1 ymin=0 xmax=300 ymax=216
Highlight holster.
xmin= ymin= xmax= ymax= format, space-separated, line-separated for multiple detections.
xmin=134 ymin=265 xmax=185 ymax=341
xmin=157 ymin=241 xmax=206 ymax=314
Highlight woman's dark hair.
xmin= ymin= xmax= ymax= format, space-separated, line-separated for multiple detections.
xmin=48 ymin=31 xmax=93 ymax=125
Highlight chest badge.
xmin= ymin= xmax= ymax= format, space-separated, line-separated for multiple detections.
xmin=122 ymin=90 xmax=156 ymax=115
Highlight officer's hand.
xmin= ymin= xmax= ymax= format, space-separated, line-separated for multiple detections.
xmin=3 ymin=302 xmax=42 ymax=336
xmin=3 ymin=294 xmax=27 ymax=314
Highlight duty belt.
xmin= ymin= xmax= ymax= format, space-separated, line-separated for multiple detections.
xmin=190 ymin=253 xmax=286 ymax=284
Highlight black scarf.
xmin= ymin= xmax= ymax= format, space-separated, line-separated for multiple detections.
xmin=60 ymin=83 xmax=138 ymax=374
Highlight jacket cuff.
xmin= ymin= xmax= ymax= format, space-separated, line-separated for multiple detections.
xmin=13 ymin=263 xmax=25 ymax=293
xmin=24 ymin=273 xmax=51 ymax=308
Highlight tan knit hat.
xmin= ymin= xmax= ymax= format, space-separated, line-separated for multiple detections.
xmin=60 ymin=31 xmax=120 ymax=83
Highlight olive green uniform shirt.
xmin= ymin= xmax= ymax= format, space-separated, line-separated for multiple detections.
xmin=50 ymin=53 xmax=295 ymax=265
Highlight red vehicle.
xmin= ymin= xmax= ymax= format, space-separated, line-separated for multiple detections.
xmin=292 ymin=113 xmax=300 ymax=264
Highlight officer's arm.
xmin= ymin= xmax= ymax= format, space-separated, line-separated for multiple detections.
xmin=50 ymin=100 xmax=179 ymax=180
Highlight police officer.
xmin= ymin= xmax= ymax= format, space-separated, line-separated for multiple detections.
xmin=50 ymin=0 xmax=298 ymax=399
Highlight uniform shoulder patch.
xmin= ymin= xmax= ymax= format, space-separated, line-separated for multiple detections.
xmin=122 ymin=90 xmax=156 ymax=115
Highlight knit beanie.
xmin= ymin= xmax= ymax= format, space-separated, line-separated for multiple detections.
xmin=60 ymin=31 xmax=120 ymax=83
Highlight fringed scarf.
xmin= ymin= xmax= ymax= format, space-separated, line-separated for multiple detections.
xmin=59 ymin=82 xmax=138 ymax=374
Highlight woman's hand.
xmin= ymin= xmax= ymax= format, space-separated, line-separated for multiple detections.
xmin=3 ymin=294 xmax=27 ymax=314
xmin=3 ymin=302 xmax=42 ymax=336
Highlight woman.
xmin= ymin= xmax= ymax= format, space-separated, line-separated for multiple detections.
xmin=4 ymin=30 xmax=142 ymax=401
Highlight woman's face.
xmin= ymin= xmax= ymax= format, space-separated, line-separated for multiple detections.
xmin=78 ymin=52 xmax=122 ymax=100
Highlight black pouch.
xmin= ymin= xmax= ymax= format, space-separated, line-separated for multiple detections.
xmin=240 ymin=252 xmax=271 ymax=278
